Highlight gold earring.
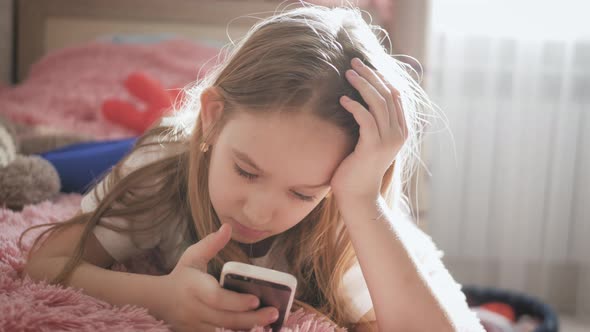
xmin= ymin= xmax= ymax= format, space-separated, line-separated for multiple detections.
xmin=199 ymin=142 xmax=210 ymax=153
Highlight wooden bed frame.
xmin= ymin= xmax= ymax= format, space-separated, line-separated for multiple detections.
xmin=15 ymin=0 xmax=424 ymax=83
xmin=16 ymin=0 xmax=289 ymax=82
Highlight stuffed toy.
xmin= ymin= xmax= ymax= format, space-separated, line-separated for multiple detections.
xmin=0 ymin=115 xmax=91 ymax=210
xmin=101 ymin=72 xmax=183 ymax=134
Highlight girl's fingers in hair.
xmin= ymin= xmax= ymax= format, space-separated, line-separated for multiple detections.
xmin=203 ymin=286 xmax=260 ymax=312
xmin=344 ymin=69 xmax=387 ymax=139
xmin=351 ymin=58 xmax=394 ymax=125
xmin=339 ymin=95 xmax=379 ymax=145
xmin=347 ymin=58 xmax=391 ymax=137
xmin=391 ymin=89 xmax=407 ymax=139
xmin=374 ymin=70 xmax=408 ymax=139
xmin=395 ymin=93 xmax=408 ymax=139
xmin=205 ymin=305 xmax=279 ymax=330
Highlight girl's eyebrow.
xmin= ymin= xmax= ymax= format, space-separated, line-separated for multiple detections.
xmin=231 ymin=148 xmax=330 ymax=190
xmin=233 ymin=148 xmax=264 ymax=172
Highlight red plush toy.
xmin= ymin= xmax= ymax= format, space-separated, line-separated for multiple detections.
xmin=481 ymin=302 xmax=516 ymax=322
xmin=102 ymin=72 xmax=184 ymax=133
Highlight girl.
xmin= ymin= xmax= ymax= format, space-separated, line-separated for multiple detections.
xmin=21 ymin=4 xmax=484 ymax=332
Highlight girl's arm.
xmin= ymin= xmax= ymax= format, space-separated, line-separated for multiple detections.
xmin=24 ymin=223 xmax=276 ymax=331
xmin=332 ymin=57 xmax=483 ymax=331
xmin=24 ymin=223 xmax=165 ymax=317
xmin=27 ymin=257 xmax=165 ymax=312
xmin=340 ymin=198 xmax=454 ymax=332
xmin=342 ymin=197 xmax=484 ymax=332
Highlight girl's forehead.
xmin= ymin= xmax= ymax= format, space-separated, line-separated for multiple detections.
xmin=220 ymin=111 xmax=350 ymax=181
xmin=224 ymin=111 xmax=343 ymax=146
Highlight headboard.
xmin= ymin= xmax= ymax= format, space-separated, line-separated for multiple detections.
xmin=16 ymin=0 xmax=288 ymax=82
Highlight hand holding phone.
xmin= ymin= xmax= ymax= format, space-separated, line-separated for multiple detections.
xmin=158 ymin=225 xmax=278 ymax=332
xmin=220 ymin=261 xmax=297 ymax=331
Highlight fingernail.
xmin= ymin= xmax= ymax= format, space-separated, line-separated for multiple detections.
xmin=250 ymin=297 xmax=260 ymax=309
xmin=340 ymin=95 xmax=351 ymax=103
xmin=216 ymin=224 xmax=225 ymax=233
xmin=269 ymin=310 xmax=279 ymax=322
xmin=347 ymin=69 xmax=358 ymax=77
xmin=352 ymin=57 xmax=363 ymax=67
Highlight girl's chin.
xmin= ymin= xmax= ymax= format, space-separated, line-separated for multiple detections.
xmin=231 ymin=233 xmax=270 ymax=244
xmin=234 ymin=234 xmax=277 ymax=257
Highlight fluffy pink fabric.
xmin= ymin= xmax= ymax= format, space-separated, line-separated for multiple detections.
xmin=0 ymin=40 xmax=220 ymax=139
xmin=1 ymin=195 xmax=168 ymax=331
xmin=0 ymin=40 xmax=344 ymax=332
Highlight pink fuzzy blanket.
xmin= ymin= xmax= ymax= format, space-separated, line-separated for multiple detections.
xmin=0 ymin=40 xmax=343 ymax=332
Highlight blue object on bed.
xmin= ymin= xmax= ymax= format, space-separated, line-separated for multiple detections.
xmin=39 ymin=137 xmax=137 ymax=193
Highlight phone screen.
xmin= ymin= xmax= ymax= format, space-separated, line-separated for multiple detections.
xmin=223 ymin=273 xmax=293 ymax=331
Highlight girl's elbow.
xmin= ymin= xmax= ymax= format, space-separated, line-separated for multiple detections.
xmin=22 ymin=258 xmax=45 ymax=282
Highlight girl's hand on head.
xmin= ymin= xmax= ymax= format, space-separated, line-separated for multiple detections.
xmin=331 ymin=58 xmax=408 ymax=212
xmin=156 ymin=224 xmax=279 ymax=332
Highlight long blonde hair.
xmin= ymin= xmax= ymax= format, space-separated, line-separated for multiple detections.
xmin=20 ymin=4 xmax=436 ymax=328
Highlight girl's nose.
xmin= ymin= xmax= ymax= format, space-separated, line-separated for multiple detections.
xmin=243 ymin=192 xmax=275 ymax=226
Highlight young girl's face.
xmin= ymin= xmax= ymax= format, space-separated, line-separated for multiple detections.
xmin=207 ymin=110 xmax=351 ymax=244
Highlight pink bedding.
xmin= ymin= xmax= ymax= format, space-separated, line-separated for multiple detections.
xmin=0 ymin=39 xmax=219 ymax=138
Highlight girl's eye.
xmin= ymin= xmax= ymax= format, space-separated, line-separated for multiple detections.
xmin=234 ymin=164 xmax=316 ymax=202
xmin=292 ymin=191 xmax=315 ymax=202
xmin=234 ymin=164 xmax=257 ymax=180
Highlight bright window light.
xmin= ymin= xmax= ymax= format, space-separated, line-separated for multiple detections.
xmin=430 ymin=0 xmax=590 ymax=41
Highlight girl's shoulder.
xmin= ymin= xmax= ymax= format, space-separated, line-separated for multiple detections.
xmin=81 ymin=132 xmax=186 ymax=213
xmin=123 ymin=133 xmax=186 ymax=171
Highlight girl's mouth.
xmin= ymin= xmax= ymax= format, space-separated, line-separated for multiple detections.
xmin=229 ymin=218 xmax=269 ymax=239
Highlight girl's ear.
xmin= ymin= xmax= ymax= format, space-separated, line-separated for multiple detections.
xmin=200 ymin=86 xmax=225 ymax=141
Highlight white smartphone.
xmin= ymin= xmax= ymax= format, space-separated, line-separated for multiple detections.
xmin=219 ymin=261 xmax=297 ymax=331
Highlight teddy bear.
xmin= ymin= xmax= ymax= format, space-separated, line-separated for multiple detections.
xmin=0 ymin=114 xmax=91 ymax=210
